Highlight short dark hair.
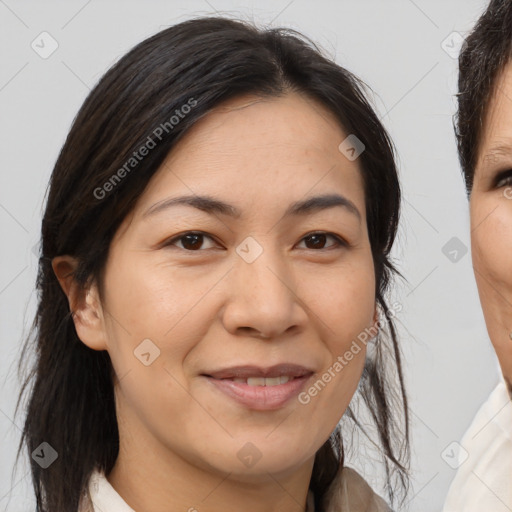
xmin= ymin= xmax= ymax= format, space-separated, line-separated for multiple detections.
xmin=17 ymin=15 xmax=409 ymax=512
xmin=456 ymin=0 xmax=512 ymax=194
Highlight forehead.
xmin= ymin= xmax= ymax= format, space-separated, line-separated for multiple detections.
xmin=134 ymin=92 xmax=366 ymax=217
xmin=479 ymin=62 xmax=512 ymax=160
xmin=177 ymin=92 xmax=343 ymax=148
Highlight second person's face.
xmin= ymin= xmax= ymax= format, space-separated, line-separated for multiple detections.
xmin=471 ymin=61 xmax=512 ymax=389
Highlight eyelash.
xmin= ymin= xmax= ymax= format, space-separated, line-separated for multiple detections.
xmin=163 ymin=231 xmax=347 ymax=253
xmin=494 ymin=169 xmax=512 ymax=188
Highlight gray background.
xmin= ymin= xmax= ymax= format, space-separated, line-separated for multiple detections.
xmin=0 ymin=0 xmax=498 ymax=511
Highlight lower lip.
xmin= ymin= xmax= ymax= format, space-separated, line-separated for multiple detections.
xmin=203 ymin=375 xmax=313 ymax=410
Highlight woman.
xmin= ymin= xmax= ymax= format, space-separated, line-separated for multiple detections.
xmin=17 ymin=16 xmax=409 ymax=512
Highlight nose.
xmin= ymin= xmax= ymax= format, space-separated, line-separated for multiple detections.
xmin=220 ymin=241 xmax=307 ymax=340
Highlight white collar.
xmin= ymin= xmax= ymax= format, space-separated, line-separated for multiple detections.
xmin=87 ymin=470 xmax=136 ymax=512
xmin=442 ymin=380 xmax=512 ymax=511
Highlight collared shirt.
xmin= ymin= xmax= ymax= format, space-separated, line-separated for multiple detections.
xmin=80 ymin=465 xmax=391 ymax=512
xmin=442 ymin=379 xmax=512 ymax=511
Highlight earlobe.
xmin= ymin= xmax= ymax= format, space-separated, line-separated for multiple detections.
xmin=368 ymin=304 xmax=381 ymax=342
xmin=52 ymin=255 xmax=108 ymax=351
xmin=372 ymin=304 xmax=379 ymax=329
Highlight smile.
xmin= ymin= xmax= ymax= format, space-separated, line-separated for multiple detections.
xmin=203 ymin=372 xmax=314 ymax=410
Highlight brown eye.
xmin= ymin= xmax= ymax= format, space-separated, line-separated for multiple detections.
xmin=297 ymin=232 xmax=346 ymax=250
xmin=165 ymin=232 xmax=218 ymax=251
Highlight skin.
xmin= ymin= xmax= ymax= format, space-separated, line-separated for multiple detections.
xmin=471 ymin=61 xmax=512 ymax=394
xmin=53 ymin=91 xmax=377 ymax=512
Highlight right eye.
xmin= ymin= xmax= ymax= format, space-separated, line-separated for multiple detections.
xmin=162 ymin=231 xmax=220 ymax=251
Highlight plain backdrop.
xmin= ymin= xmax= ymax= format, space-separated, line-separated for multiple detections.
xmin=0 ymin=0 xmax=499 ymax=511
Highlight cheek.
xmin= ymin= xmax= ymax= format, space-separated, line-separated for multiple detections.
xmin=471 ymin=199 xmax=512 ymax=379
xmin=101 ymin=258 xmax=210 ymax=437
xmin=471 ymin=201 xmax=512 ymax=288
xmin=100 ymin=252 xmax=222 ymax=393
xmin=297 ymin=252 xmax=375 ymax=399
xmin=103 ymin=251 xmax=214 ymax=338
xmin=307 ymin=255 xmax=376 ymax=339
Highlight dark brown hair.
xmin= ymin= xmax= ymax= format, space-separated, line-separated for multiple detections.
xmin=456 ymin=0 xmax=512 ymax=194
xmin=17 ymin=15 xmax=409 ymax=512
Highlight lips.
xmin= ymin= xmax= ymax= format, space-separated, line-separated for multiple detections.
xmin=203 ymin=363 xmax=314 ymax=380
xmin=202 ymin=363 xmax=315 ymax=410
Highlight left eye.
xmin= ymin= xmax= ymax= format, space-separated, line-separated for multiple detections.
xmin=296 ymin=232 xmax=346 ymax=250
xmin=495 ymin=169 xmax=512 ymax=188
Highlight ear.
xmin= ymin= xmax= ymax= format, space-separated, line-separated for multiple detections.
xmin=371 ymin=303 xmax=379 ymax=329
xmin=52 ymin=255 xmax=108 ymax=351
xmin=369 ymin=304 xmax=380 ymax=340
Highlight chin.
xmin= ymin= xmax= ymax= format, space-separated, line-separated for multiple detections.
xmin=199 ymin=440 xmax=315 ymax=479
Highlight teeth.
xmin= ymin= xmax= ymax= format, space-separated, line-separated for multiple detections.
xmin=247 ymin=377 xmax=266 ymax=386
xmin=238 ymin=376 xmax=292 ymax=386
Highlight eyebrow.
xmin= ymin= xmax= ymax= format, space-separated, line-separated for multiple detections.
xmin=481 ymin=141 xmax=512 ymax=165
xmin=143 ymin=193 xmax=361 ymax=221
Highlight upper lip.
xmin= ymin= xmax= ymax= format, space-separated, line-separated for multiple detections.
xmin=203 ymin=363 xmax=314 ymax=379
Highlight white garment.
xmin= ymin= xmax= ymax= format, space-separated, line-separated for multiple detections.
xmin=87 ymin=470 xmax=134 ymax=512
xmin=442 ymin=379 xmax=512 ymax=511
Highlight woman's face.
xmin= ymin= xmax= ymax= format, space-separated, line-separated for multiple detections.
xmin=91 ymin=92 xmax=376 ymax=479
xmin=471 ymin=61 xmax=512 ymax=387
